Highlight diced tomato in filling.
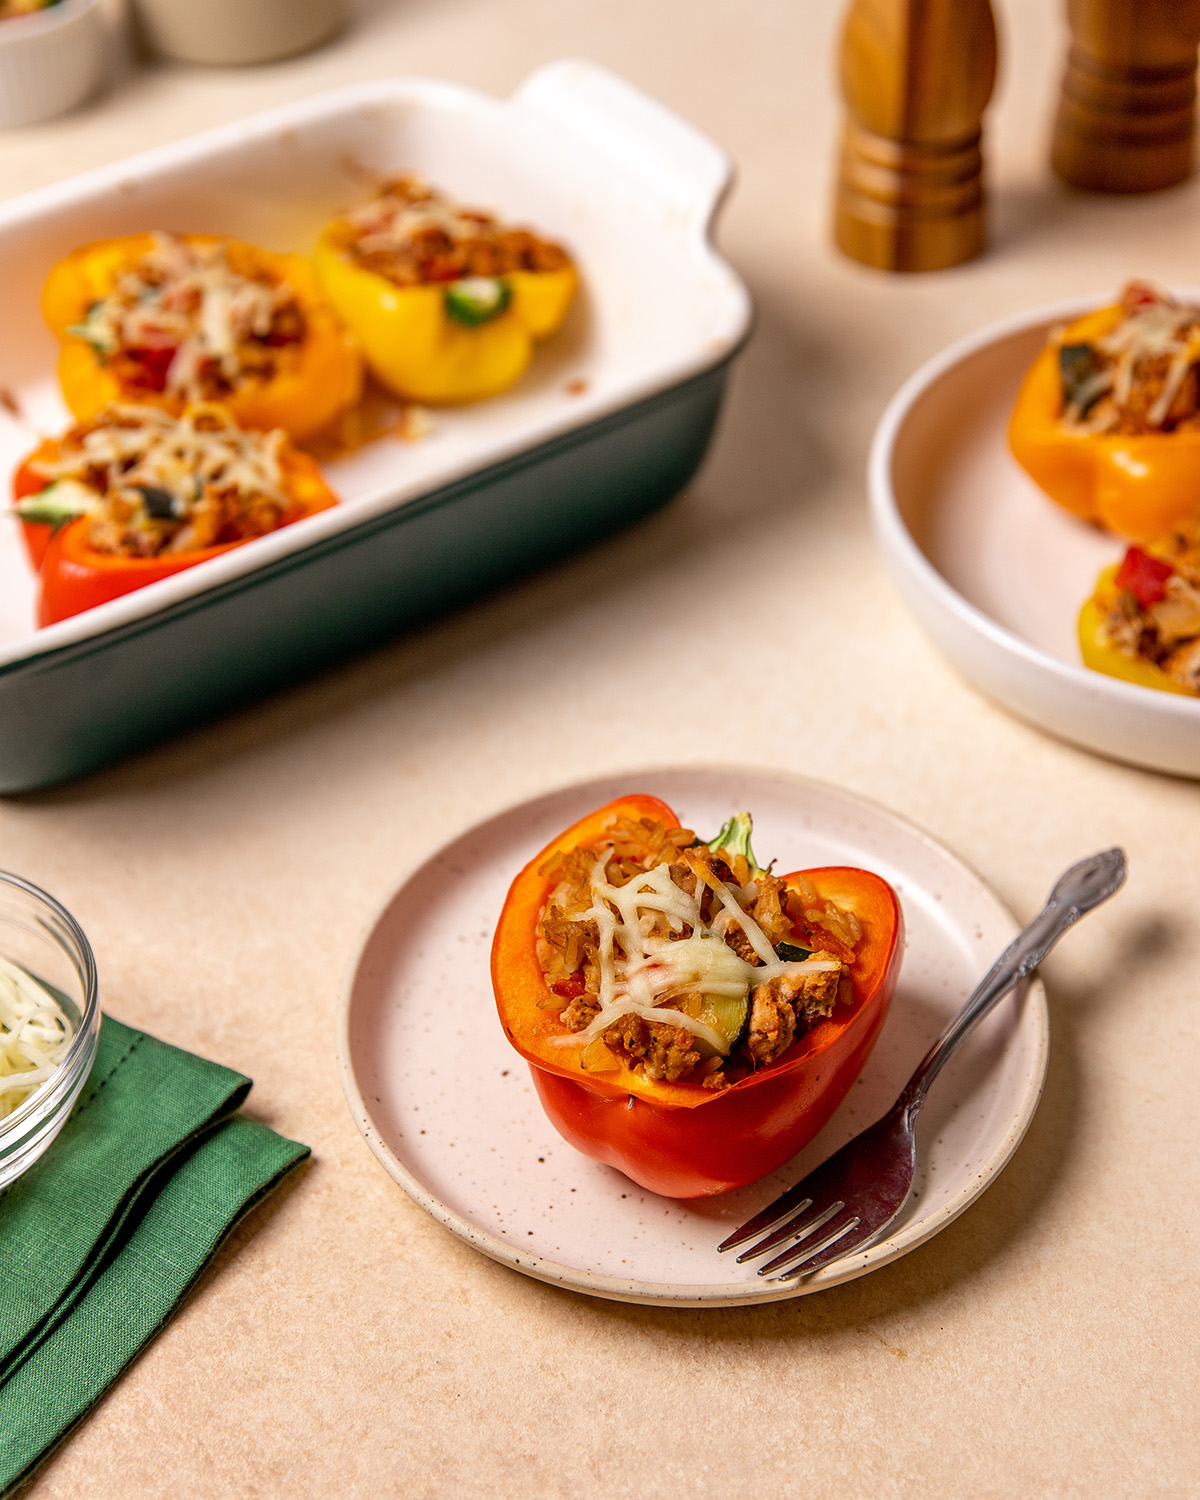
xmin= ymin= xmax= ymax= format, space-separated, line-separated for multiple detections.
xmin=1115 ymin=546 xmax=1175 ymax=608
xmin=1120 ymin=280 xmax=1166 ymax=315
xmin=423 ymin=254 xmax=461 ymax=283
xmin=125 ymin=345 xmax=177 ymax=392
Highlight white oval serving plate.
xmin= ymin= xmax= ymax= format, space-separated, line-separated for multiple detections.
xmin=338 ymin=768 xmax=1048 ymax=1307
xmin=870 ymin=296 xmax=1200 ymax=779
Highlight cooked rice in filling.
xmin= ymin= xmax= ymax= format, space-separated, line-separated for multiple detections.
xmin=535 ymin=815 xmax=860 ymax=1089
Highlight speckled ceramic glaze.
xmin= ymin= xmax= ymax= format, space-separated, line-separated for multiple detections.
xmin=338 ymin=768 xmax=1049 ymax=1307
xmin=870 ymin=297 xmax=1200 ymax=779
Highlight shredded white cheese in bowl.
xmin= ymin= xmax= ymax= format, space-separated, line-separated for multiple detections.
xmin=0 ymin=871 xmax=100 ymax=1189
xmin=0 ymin=955 xmax=76 ymax=1120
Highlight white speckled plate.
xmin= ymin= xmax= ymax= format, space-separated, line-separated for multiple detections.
xmin=338 ymin=769 xmax=1048 ymax=1306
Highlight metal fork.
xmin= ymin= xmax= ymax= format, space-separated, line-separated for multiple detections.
xmin=718 ymin=847 xmax=1127 ymax=1280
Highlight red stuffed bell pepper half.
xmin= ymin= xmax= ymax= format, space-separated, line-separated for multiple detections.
xmin=12 ymin=401 xmax=337 ymax=625
xmin=491 ymin=795 xmax=904 ymax=1198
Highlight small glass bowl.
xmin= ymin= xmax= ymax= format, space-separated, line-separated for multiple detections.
xmin=0 ymin=870 xmax=99 ymax=1190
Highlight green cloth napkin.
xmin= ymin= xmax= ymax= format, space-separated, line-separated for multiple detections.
xmin=0 ymin=1015 xmax=309 ymax=1496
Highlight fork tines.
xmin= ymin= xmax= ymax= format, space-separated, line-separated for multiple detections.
xmin=757 ymin=1210 xmax=870 ymax=1278
xmin=722 ymin=1194 xmax=874 ymax=1280
xmin=719 ymin=1184 xmax=867 ymax=1280
xmin=716 ymin=1190 xmax=815 ymax=1256
xmin=718 ymin=1105 xmax=914 ymax=1280
xmin=733 ymin=1199 xmax=849 ymax=1266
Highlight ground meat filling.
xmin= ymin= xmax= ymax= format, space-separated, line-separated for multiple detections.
xmin=535 ymin=815 xmax=859 ymax=1089
xmin=605 ymin=1012 xmax=702 ymax=1085
xmin=1100 ymin=529 xmax=1200 ymax=693
xmin=746 ymin=967 xmax=843 ymax=1067
xmin=69 ymin=234 xmax=306 ymax=404
xmin=26 ymin=403 xmax=293 ymax=558
xmin=1059 ymin=281 xmax=1200 ymax=436
xmin=331 ymin=176 xmax=570 ymax=287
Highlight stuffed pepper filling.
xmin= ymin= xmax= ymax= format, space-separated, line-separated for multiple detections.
xmin=327 ymin=176 xmax=570 ymax=293
xmin=17 ymin=402 xmax=294 ymax=557
xmin=67 ymin=233 xmax=307 ymax=403
xmin=1096 ymin=535 xmax=1200 ymax=692
xmin=1059 ymin=280 xmax=1200 ymax=435
xmin=535 ymin=813 xmax=859 ymax=1089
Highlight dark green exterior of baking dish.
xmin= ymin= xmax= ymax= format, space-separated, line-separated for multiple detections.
xmin=0 ymin=361 xmax=733 ymax=792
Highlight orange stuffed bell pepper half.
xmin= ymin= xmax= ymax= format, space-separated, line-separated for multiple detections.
xmin=12 ymin=402 xmax=338 ymax=625
xmin=314 ymin=175 xmax=577 ymax=406
xmin=42 ymin=231 xmax=362 ymax=442
xmin=1079 ymin=530 xmax=1200 ymax=696
xmin=491 ymin=795 xmax=903 ymax=1198
xmin=1010 ymin=280 xmax=1200 ymax=541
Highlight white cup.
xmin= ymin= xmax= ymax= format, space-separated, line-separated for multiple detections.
xmin=0 ymin=0 xmax=106 ymax=128
xmin=132 ymin=0 xmax=344 ymax=65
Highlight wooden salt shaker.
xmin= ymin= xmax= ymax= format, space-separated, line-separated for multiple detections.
xmin=834 ymin=0 xmax=998 ymax=272
xmin=1052 ymin=0 xmax=1200 ymax=193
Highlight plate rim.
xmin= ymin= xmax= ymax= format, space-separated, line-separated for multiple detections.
xmin=336 ymin=764 xmax=1049 ymax=1307
xmin=868 ymin=295 xmax=1200 ymax=773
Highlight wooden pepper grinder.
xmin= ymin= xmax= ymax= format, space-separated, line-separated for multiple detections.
xmin=834 ymin=0 xmax=998 ymax=272
xmin=1052 ymin=0 xmax=1200 ymax=193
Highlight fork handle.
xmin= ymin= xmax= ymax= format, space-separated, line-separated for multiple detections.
xmin=897 ymin=848 xmax=1126 ymax=1113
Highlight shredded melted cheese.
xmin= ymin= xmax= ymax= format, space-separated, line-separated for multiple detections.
xmin=0 ymin=956 xmax=74 ymax=1121
xmin=32 ymin=403 xmax=288 ymax=510
xmin=1069 ymin=294 xmax=1200 ymax=432
xmin=1100 ymin=302 xmax=1200 ymax=427
xmin=554 ymin=857 xmax=841 ymax=1051
xmin=70 ymin=234 xmax=298 ymax=402
xmin=343 ymin=178 xmax=497 ymax=258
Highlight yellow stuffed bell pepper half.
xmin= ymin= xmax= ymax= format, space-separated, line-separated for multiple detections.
xmin=42 ymin=232 xmax=362 ymax=443
xmin=313 ymin=179 xmax=577 ymax=406
xmin=1010 ymin=286 xmax=1200 ymax=543
xmin=1079 ymin=543 xmax=1199 ymax=695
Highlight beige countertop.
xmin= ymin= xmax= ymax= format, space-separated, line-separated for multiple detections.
xmin=4 ymin=0 xmax=1198 ymax=1495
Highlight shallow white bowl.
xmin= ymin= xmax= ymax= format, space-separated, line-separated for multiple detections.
xmin=869 ymin=298 xmax=1200 ymax=779
xmin=0 ymin=0 xmax=104 ymax=129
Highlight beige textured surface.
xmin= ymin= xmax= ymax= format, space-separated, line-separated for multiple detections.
xmin=3 ymin=0 xmax=1198 ymax=1494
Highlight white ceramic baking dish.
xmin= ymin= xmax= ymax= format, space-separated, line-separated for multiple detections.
xmin=0 ymin=59 xmax=751 ymax=789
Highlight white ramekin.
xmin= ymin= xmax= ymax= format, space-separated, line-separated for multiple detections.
xmin=0 ymin=0 xmax=105 ymax=129
xmin=131 ymin=0 xmax=342 ymax=65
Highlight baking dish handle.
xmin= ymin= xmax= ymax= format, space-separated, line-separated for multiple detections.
xmin=511 ymin=59 xmax=734 ymax=231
